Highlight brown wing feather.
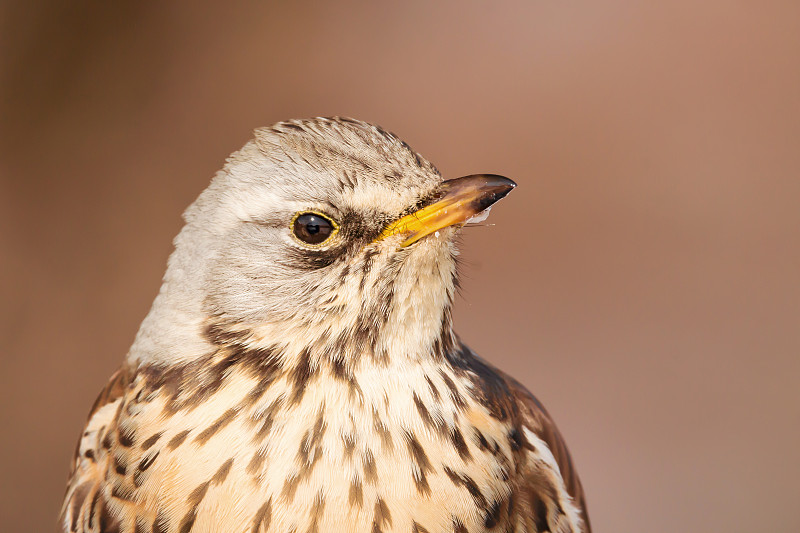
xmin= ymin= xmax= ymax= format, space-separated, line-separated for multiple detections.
xmin=453 ymin=345 xmax=590 ymax=532
xmin=61 ymin=368 xmax=130 ymax=532
xmin=86 ymin=368 xmax=128 ymax=421
xmin=504 ymin=373 xmax=591 ymax=532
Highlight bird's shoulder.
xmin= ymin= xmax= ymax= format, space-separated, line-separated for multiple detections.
xmin=61 ymin=367 xmax=139 ymax=532
xmin=451 ymin=345 xmax=591 ymax=532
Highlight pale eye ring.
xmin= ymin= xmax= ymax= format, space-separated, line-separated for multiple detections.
xmin=291 ymin=212 xmax=339 ymax=245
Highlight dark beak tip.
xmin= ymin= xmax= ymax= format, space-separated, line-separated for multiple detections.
xmin=439 ymin=174 xmax=517 ymax=211
xmin=486 ymin=175 xmax=517 ymax=199
xmin=483 ymin=174 xmax=517 ymax=193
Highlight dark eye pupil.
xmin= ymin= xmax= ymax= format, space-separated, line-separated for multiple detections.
xmin=293 ymin=213 xmax=334 ymax=244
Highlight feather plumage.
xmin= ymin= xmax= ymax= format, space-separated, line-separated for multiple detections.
xmin=61 ymin=117 xmax=589 ymax=532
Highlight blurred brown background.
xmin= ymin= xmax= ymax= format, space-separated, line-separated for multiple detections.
xmin=1 ymin=1 xmax=799 ymax=532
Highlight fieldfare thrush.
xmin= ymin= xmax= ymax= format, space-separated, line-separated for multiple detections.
xmin=61 ymin=118 xmax=590 ymax=533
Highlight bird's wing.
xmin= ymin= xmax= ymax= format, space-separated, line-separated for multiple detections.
xmin=503 ymin=371 xmax=591 ymax=532
xmin=60 ymin=368 xmax=129 ymax=532
xmin=458 ymin=348 xmax=591 ymax=533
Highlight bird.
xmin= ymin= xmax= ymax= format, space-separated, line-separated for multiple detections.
xmin=61 ymin=117 xmax=590 ymax=533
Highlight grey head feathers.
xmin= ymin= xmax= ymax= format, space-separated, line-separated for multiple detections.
xmin=129 ymin=118 xmax=458 ymax=367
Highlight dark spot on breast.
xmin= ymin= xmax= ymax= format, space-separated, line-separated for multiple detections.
xmin=342 ymin=432 xmax=356 ymax=460
xmin=363 ymin=449 xmax=377 ymax=484
xmin=372 ymin=497 xmax=392 ymax=532
xmin=412 ymin=393 xmax=437 ymax=432
xmin=405 ymin=431 xmax=432 ymax=472
xmin=249 ymin=395 xmax=284 ymax=443
xmin=308 ymin=491 xmax=326 ymax=533
xmin=137 ymin=451 xmax=159 ymax=472
xmin=204 ymin=323 xmax=252 ymax=346
xmin=134 ymin=517 xmax=149 ymax=533
xmin=281 ymin=473 xmax=301 ymax=501
xmin=239 ymin=378 xmax=272 ymax=410
xmin=101 ymin=429 xmax=114 ymax=450
xmin=372 ymin=409 xmax=394 ymax=452
xmin=329 ymin=354 xmax=348 ymax=382
xmin=449 ymin=427 xmax=472 ymax=461
xmin=98 ymin=495 xmax=121 ymax=533
xmin=298 ymin=410 xmax=327 ymax=470
xmin=452 ymin=517 xmax=468 ymax=533
xmin=289 ymin=350 xmax=313 ymax=405
xmin=194 ymin=408 xmax=237 ymax=444
xmin=439 ymin=371 xmax=466 ymax=410
xmin=153 ymin=512 xmax=169 ymax=533
xmin=404 ymin=431 xmax=433 ymax=495
xmin=140 ymin=341 xmax=283 ymax=415
xmin=483 ymin=499 xmax=503 ymax=528
xmin=251 ymin=497 xmax=272 ymax=533
xmin=112 ymin=454 xmax=127 ymax=476
xmin=443 ymin=466 xmax=487 ymax=509
xmin=187 ymin=481 xmax=210 ymax=508
xmin=110 ymin=482 xmax=134 ymax=502
xmin=211 ymin=458 xmax=234 ymax=484
xmin=472 ymin=427 xmax=490 ymax=452
xmin=352 ymin=317 xmax=380 ymax=362
xmin=117 ymin=425 xmax=136 ymax=447
xmin=167 ymin=430 xmax=191 ymax=450
xmin=425 ymin=376 xmax=441 ymax=400
xmin=247 ymin=446 xmax=268 ymax=477
xmin=412 ymin=521 xmax=431 ymax=533
xmin=141 ymin=432 xmax=163 ymax=450
xmin=349 ymin=477 xmax=363 ymax=508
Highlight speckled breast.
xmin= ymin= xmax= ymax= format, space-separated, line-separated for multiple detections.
xmin=104 ymin=357 xmax=521 ymax=533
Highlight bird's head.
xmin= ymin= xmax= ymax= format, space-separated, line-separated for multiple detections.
xmin=131 ymin=118 xmax=514 ymax=368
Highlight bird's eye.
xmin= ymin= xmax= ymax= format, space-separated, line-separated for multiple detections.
xmin=292 ymin=212 xmax=338 ymax=245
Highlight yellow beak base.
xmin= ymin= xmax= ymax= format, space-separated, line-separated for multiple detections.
xmin=379 ymin=174 xmax=516 ymax=247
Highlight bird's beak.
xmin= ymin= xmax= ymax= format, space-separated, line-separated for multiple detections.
xmin=379 ymin=174 xmax=516 ymax=247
